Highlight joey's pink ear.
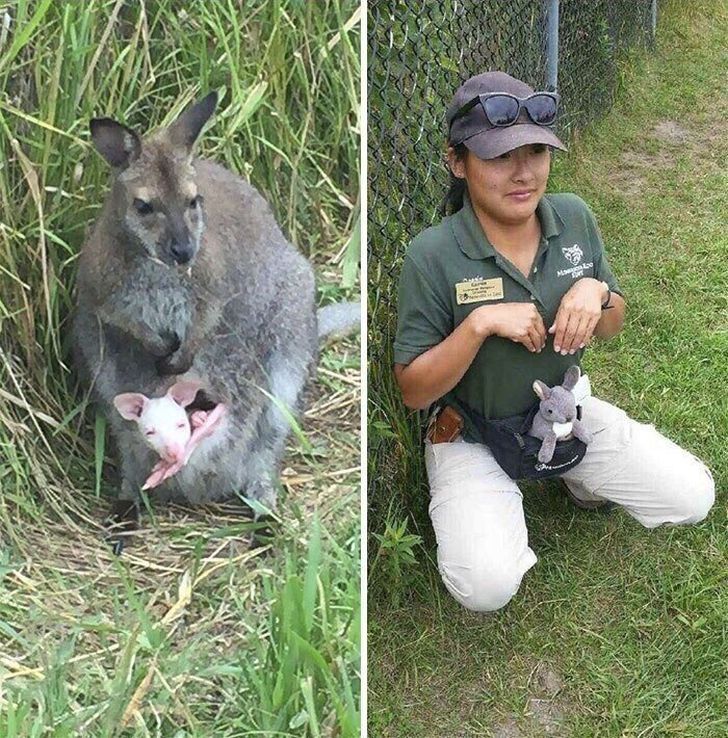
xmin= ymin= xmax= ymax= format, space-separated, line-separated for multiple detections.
xmin=533 ymin=380 xmax=551 ymax=401
xmin=167 ymin=380 xmax=202 ymax=407
xmin=113 ymin=393 xmax=148 ymax=420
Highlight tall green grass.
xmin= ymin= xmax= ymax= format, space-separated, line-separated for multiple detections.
xmin=0 ymin=0 xmax=360 ymax=734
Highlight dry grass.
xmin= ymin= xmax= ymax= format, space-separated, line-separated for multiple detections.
xmin=1 ymin=323 xmax=360 ymax=736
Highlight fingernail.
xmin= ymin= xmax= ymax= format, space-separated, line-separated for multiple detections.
xmin=579 ymin=343 xmax=585 ymax=349
xmin=555 ymin=345 xmax=561 ymax=352
xmin=569 ymin=349 xmax=576 ymax=355
xmin=561 ymin=350 xmax=567 ymax=356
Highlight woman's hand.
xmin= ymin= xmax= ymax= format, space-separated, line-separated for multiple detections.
xmin=473 ymin=302 xmax=547 ymax=353
xmin=395 ymin=302 xmax=545 ymax=409
xmin=549 ymin=278 xmax=605 ymax=354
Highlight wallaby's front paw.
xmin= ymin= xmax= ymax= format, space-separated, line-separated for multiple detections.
xmin=156 ymin=346 xmax=193 ymax=376
xmin=105 ymin=499 xmax=139 ymax=555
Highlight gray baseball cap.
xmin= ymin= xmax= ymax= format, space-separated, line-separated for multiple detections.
xmin=447 ymin=71 xmax=567 ymax=159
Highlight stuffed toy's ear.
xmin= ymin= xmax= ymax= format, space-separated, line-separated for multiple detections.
xmin=562 ymin=365 xmax=581 ymax=391
xmin=167 ymin=380 xmax=203 ymax=408
xmin=533 ymin=380 xmax=551 ymax=401
xmin=113 ymin=393 xmax=148 ymax=421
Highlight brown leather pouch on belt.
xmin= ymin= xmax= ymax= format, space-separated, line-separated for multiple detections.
xmin=427 ymin=405 xmax=464 ymax=443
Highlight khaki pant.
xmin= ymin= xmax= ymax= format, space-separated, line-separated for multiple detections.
xmin=425 ymin=396 xmax=715 ymax=613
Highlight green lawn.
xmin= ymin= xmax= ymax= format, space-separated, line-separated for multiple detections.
xmin=0 ymin=1 xmax=360 ymax=735
xmin=368 ymin=1 xmax=727 ymax=736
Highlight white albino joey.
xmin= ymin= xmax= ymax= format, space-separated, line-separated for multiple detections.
xmin=113 ymin=381 xmax=204 ymax=464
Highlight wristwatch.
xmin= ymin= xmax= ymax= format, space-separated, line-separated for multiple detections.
xmin=600 ymin=280 xmax=614 ymax=310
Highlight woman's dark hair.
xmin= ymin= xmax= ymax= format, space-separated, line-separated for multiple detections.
xmin=440 ymin=143 xmax=468 ymax=216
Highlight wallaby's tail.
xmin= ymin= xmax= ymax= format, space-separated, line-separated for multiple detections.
xmin=317 ymin=301 xmax=361 ymax=343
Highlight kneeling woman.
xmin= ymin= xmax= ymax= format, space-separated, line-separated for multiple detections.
xmin=393 ymin=71 xmax=715 ymax=613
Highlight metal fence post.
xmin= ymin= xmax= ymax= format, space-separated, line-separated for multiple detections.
xmin=651 ymin=0 xmax=658 ymax=46
xmin=545 ymin=0 xmax=559 ymax=90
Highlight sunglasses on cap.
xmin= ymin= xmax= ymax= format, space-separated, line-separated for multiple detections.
xmin=450 ymin=91 xmax=559 ymax=133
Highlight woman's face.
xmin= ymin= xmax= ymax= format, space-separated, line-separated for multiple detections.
xmin=449 ymin=144 xmax=551 ymax=225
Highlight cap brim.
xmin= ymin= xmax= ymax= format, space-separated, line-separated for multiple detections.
xmin=463 ymin=123 xmax=567 ymax=159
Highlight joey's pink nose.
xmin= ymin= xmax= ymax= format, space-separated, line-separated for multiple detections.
xmin=163 ymin=444 xmax=185 ymax=463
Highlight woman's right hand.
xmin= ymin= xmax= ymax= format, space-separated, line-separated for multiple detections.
xmin=395 ymin=302 xmax=547 ymax=410
xmin=470 ymin=302 xmax=547 ymax=353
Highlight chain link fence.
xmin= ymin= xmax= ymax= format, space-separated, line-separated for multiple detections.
xmin=368 ymin=0 xmax=657 ymax=531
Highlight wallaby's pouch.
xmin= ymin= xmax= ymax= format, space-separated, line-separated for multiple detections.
xmin=466 ymin=402 xmax=587 ymax=480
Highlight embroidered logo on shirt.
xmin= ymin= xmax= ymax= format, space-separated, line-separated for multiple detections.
xmin=562 ymin=244 xmax=584 ymax=266
xmin=455 ymin=277 xmax=504 ymax=304
xmin=557 ymin=261 xmax=594 ymax=279
xmin=558 ymin=243 xmax=593 ymax=279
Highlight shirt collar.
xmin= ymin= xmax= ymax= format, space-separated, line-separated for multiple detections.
xmin=538 ymin=195 xmax=564 ymax=240
xmin=451 ymin=191 xmax=565 ymax=261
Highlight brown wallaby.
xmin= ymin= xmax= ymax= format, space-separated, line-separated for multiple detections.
xmin=72 ymin=92 xmax=358 ymax=549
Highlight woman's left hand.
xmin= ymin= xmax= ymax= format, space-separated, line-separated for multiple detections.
xmin=549 ymin=278 xmax=605 ymax=355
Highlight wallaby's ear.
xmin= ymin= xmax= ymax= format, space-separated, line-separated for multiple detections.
xmin=167 ymin=92 xmax=218 ymax=151
xmin=113 ymin=392 xmax=148 ymax=421
xmin=167 ymin=380 xmax=203 ymax=408
xmin=533 ymin=380 xmax=551 ymax=401
xmin=562 ymin=365 xmax=581 ymax=391
xmin=90 ymin=118 xmax=142 ymax=169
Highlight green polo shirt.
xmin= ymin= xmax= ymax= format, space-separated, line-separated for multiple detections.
xmin=394 ymin=192 xmax=622 ymax=439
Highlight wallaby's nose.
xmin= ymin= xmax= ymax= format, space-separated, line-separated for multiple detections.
xmin=171 ymin=241 xmax=193 ymax=265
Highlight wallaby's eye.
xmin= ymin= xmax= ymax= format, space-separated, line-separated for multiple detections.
xmin=145 ymin=429 xmax=155 ymax=436
xmin=177 ymin=422 xmax=186 ymax=429
xmin=134 ymin=198 xmax=154 ymax=215
xmin=189 ymin=194 xmax=202 ymax=209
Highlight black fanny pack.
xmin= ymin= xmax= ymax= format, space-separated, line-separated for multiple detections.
xmin=465 ymin=402 xmax=587 ymax=480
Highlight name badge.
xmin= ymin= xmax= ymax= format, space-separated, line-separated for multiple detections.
xmin=455 ymin=278 xmax=504 ymax=305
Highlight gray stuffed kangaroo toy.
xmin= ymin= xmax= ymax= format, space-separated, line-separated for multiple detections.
xmin=529 ymin=365 xmax=592 ymax=463
xmin=72 ymin=92 xmax=358 ymax=549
